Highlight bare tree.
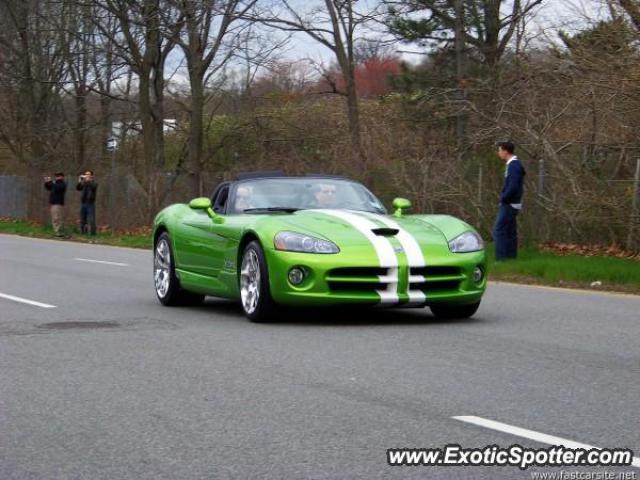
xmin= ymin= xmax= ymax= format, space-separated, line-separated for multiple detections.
xmin=56 ymin=1 xmax=98 ymax=170
xmin=255 ymin=0 xmax=385 ymax=164
xmin=0 ymin=0 xmax=68 ymax=172
xmin=387 ymin=0 xmax=545 ymax=68
xmin=166 ymin=0 xmax=257 ymax=196
xmin=92 ymin=0 xmax=182 ymax=215
xmin=615 ymin=0 xmax=640 ymax=30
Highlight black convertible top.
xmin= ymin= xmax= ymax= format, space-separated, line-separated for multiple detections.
xmin=235 ymin=171 xmax=349 ymax=181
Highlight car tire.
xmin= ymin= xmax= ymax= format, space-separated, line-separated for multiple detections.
xmin=429 ymin=301 xmax=480 ymax=319
xmin=239 ymin=240 xmax=278 ymax=322
xmin=154 ymin=232 xmax=205 ymax=306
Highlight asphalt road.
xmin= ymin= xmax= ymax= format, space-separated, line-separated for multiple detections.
xmin=1 ymin=233 xmax=639 ymax=480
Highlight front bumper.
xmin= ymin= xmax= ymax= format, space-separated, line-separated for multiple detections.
xmin=265 ymin=248 xmax=486 ymax=307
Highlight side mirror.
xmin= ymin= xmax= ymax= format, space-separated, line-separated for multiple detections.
xmin=189 ymin=197 xmax=216 ymax=220
xmin=392 ymin=197 xmax=412 ymax=217
xmin=189 ymin=197 xmax=212 ymax=210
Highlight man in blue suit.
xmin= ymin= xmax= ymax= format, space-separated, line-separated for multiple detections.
xmin=493 ymin=141 xmax=525 ymax=260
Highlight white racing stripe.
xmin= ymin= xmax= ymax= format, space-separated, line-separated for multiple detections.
xmin=377 ymin=267 xmax=399 ymax=303
xmin=0 ymin=292 xmax=56 ymax=309
xmin=313 ymin=210 xmax=399 ymax=304
xmin=74 ymin=258 xmax=129 ymax=267
xmin=357 ymin=212 xmax=427 ymax=304
xmin=453 ymin=416 xmax=640 ymax=468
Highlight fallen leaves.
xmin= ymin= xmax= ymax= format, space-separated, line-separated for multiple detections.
xmin=540 ymin=242 xmax=640 ymax=261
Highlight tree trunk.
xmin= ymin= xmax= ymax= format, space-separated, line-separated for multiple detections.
xmin=138 ymin=73 xmax=163 ymax=218
xmin=453 ymin=0 xmax=467 ymax=161
xmin=99 ymin=95 xmax=112 ymax=169
xmin=618 ymin=0 xmax=640 ymax=31
xmin=344 ymin=67 xmax=365 ymax=165
xmin=74 ymin=89 xmax=87 ymax=170
xmin=482 ymin=0 xmax=501 ymax=68
xmin=187 ymin=63 xmax=205 ymax=198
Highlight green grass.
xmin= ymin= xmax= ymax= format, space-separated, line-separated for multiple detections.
xmin=488 ymin=245 xmax=640 ymax=294
xmin=1 ymin=217 xmax=639 ymax=294
xmin=0 ymin=218 xmax=151 ymax=249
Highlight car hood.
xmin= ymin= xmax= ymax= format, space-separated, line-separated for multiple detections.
xmin=275 ymin=209 xmax=449 ymax=248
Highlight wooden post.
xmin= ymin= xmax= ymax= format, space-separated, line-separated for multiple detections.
xmin=537 ymin=157 xmax=545 ymax=195
xmin=628 ymin=158 xmax=640 ymax=250
xmin=477 ymin=164 xmax=483 ymax=229
xmin=477 ymin=165 xmax=483 ymax=204
xmin=537 ymin=157 xmax=545 ymax=242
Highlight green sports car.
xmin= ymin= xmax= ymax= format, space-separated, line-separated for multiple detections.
xmin=152 ymin=173 xmax=487 ymax=322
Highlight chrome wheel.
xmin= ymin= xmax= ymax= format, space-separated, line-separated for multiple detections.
xmin=240 ymin=249 xmax=260 ymax=314
xmin=154 ymin=238 xmax=171 ymax=298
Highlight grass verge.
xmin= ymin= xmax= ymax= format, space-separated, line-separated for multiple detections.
xmin=488 ymin=246 xmax=640 ymax=295
xmin=1 ymin=217 xmax=638 ymax=295
xmin=0 ymin=217 xmax=150 ymax=249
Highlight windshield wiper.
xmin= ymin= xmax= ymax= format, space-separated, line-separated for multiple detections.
xmin=243 ymin=207 xmax=301 ymax=213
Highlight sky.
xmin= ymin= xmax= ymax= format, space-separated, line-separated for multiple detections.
xmin=158 ymin=0 xmax=610 ymax=91
xmin=274 ymin=0 xmax=609 ymax=64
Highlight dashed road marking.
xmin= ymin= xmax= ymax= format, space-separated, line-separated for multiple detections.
xmin=453 ymin=415 xmax=640 ymax=468
xmin=74 ymin=258 xmax=129 ymax=267
xmin=0 ymin=292 xmax=56 ymax=309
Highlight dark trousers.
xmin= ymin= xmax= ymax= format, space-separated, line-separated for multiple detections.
xmin=80 ymin=203 xmax=96 ymax=235
xmin=493 ymin=204 xmax=519 ymax=260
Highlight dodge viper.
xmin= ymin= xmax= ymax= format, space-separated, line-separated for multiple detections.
xmin=152 ymin=172 xmax=487 ymax=322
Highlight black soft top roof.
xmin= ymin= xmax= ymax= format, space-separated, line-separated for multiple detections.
xmin=235 ymin=171 xmax=349 ymax=181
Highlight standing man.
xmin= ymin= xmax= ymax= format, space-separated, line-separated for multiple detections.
xmin=44 ymin=172 xmax=67 ymax=237
xmin=493 ymin=141 xmax=525 ymax=260
xmin=76 ymin=170 xmax=98 ymax=235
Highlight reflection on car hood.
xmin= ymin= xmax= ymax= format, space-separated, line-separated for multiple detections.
xmin=275 ymin=209 xmax=448 ymax=247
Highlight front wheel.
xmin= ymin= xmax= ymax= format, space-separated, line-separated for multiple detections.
xmin=239 ymin=241 xmax=277 ymax=322
xmin=154 ymin=232 xmax=204 ymax=306
xmin=429 ymin=301 xmax=480 ymax=319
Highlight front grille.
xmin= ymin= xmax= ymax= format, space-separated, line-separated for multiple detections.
xmin=326 ymin=265 xmax=465 ymax=295
xmin=421 ymin=280 xmax=462 ymax=292
xmin=329 ymin=267 xmax=389 ymax=278
xmin=327 ymin=267 xmax=393 ymax=294
xmin=328 ymin=282 xmax=388 ymax=292
xmin=411 ymin=266 xmax=461 ymax=277
xmin=409 ymin=266 xmax=464 ymax=294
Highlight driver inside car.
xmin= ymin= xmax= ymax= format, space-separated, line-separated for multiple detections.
xmin=311 ymin=183 xmax=339 ymax=208
xmin=235 ymin=185 xmax=254 ymax=211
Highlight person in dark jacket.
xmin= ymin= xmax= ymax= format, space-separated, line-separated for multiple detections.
xmin=44 ymin=172 xmax=67 ymax=237
xmin=493 ymin=141 xmax=525 ymax=260
xmin=76 ymin=170 xmax=98 ymax=235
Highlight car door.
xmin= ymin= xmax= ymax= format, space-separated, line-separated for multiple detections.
xmin=175 ymin=186 xmax=230 ymax=278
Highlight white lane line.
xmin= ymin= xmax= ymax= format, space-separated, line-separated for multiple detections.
xmin=453 ymin=416 xmax=640 ymax=468
xmin=74 ymin=258 xmax=129 ymax=267
xmin=0 ymin=292 xmax=56 ymax=309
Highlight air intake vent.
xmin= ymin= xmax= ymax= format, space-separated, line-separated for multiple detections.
xmin=371 ymin=228 xmax=399 ymax=236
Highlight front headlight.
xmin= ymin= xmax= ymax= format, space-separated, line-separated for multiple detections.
xmin=448 ymin=231 xmax=484 ymax=253
xmin=274 ymin=231 xmax=339 ymax=254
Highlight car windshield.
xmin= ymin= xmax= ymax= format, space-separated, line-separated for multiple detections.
xmin=228 ymin=178 xmax=387 ymax=214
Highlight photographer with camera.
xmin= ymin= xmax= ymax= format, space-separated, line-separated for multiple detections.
xmin=44 ymin=172 xmax=67 ymax=237
xmin=76 ymin=170 xmax=98 ymax=236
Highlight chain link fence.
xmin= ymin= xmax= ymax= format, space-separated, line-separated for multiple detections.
xmin=0 ymin=176 xmax=28 ymax=219
xmin=0 ymin=174 xmax=210 ymax=230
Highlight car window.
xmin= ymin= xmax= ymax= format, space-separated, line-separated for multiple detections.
xmin=227 ymin=178 xmax=386 ymax=214
xmin=211 ymin=183 xmax=230 ymax=213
